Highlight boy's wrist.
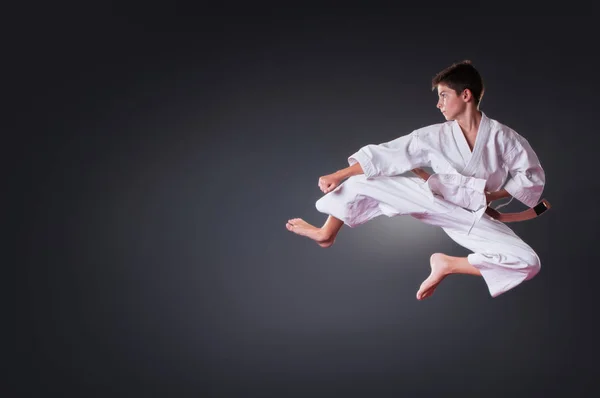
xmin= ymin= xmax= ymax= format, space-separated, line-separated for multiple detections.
xmin=336 ymin=168 xmax=350 ymax=179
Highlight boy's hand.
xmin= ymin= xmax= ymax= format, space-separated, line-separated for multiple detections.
xmin=318 ymin=173 xmax=343 ymax=194
xmin=485 ymin=191 xmax=498 ymax=205
xmin=485 ymin=191 xmax=499 ymax=206
xmin=411 ymin=168 xmax=431 ymax=181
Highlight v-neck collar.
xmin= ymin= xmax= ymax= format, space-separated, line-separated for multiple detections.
xmin=451 ymin=112 xmax=490 ymax=176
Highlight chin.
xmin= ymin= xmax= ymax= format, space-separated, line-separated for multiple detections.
xmin=442 ymin=113 xmax=455 ymax=121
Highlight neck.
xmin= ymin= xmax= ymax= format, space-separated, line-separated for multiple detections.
xmin=455 ymin=107 xmax=482 ymax=135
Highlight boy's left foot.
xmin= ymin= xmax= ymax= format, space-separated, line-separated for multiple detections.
xmin=286 ymin=218 xmax=335 ymax=248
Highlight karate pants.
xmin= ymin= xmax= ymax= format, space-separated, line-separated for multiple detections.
xmin=315 ymin=175 xmax=541 ymax=297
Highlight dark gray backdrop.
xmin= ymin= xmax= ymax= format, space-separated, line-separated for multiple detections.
xmin=10 ymin=9 xmax=599 ymax=397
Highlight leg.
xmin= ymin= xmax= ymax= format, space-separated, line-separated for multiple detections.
xmin=443 ymin=219 xmax=541 ymax=298
xmin=286 ymin=175 xmax=432 ymax=247
xmin=416 ymin=253 xmax=482 ymax=300
xmin=415 ymin=208 xmax=541 ymax=299
xmin=286 ymin=174 xmax=447 ymax=248
xmin=286 ymin=215 xmax=344 ymax=248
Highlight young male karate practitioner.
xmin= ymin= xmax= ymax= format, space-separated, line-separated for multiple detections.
xmin=286 ymin=60 xmax=546 ymax=300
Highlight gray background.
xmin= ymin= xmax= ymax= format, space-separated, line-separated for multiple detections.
xmin=10 ymin=8 xmax=599 ymax=397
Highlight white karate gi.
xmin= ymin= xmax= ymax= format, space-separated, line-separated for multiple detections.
xmin=315 ymin=113 xmax=545 ymax=297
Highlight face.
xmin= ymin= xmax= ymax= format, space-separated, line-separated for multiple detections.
xmin=436 ymin=84 xmax=467 ymax=120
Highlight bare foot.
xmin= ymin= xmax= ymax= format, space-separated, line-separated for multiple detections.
xmin=416 ymin=253 xmax=452 ymax=300
xmin=286 ymin=218 xmax=335 ymax=248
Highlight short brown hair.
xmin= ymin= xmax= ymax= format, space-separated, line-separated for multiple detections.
xmin=432 ymin=60 xmax=485 ymax=105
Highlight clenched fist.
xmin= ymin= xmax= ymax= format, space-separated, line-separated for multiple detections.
xmin=318 ymin=173 xmax=342 ymax=194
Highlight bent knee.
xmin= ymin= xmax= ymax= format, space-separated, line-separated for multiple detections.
xmin=521 ymin=251 xmax=541 ymax=280
xmin=315 ymin=196 xmax=328 ymax=214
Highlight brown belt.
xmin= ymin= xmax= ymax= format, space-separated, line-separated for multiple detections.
xmin=484 ymin=199 xmax=551 ymax=222
xmin=411 ymin=168 xmax=551 ymax=223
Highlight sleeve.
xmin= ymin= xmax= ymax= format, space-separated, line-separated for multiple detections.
xmin=347 ymin=131 xmax=428 ymax=178
xmin=502 ymin=136 xmax=545 ymax=208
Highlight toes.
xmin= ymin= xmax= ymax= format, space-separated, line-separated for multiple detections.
xmin=416 ymin=287 xmax=424 ymax=300
xmin=416 ymin=288 xmax=431 ymax=300
xmin=416 ymin=278 xmax=436 ymax=300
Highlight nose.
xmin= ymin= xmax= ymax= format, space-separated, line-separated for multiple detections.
xmin=436 ymin=100 xmax=442 ymax=109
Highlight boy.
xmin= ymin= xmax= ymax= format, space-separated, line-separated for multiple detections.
xmin=286 ymin=60 xmax=546 ymax=300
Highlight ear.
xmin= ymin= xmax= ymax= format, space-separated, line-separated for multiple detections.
xmin=462 ymin=89 xmax=473 ymax=102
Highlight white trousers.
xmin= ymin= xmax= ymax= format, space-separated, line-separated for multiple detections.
xmin=315 ymin=175 xmax=541 ymax=297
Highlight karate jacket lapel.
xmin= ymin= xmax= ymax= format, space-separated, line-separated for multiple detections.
xmin=453 ymin=112 xmax=491 ymax=177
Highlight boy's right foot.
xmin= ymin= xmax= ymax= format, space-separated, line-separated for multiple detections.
xmin=286 ymin=218 xmax=335 ymax=248
xmin=416 ymin=253 xmax=451 ymax=300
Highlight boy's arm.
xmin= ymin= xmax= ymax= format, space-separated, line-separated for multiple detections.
xmin=348 ymin=131 xmax=428 ymax=178
xmin=334 ymin=162 xmax=364 ymax=179
xmin=501 ymin=136 xmax=545 ymax=208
